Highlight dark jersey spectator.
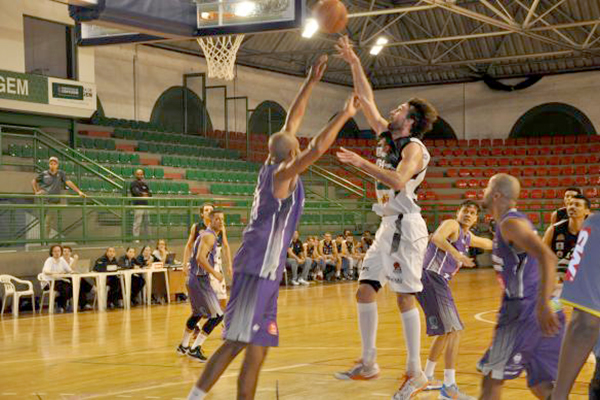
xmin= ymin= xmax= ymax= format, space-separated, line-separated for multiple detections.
xmin=93 ymin=247 xmax=122 ymax=307
xmin=131 ymin=169 xmax=152 ymax=238
xmin=118 ymin=247 xmax=145 ymax=304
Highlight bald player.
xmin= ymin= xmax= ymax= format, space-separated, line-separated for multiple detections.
xmin=187 ymin=55 xmax=361 ymax=400
xmin=477 ymin=174 xmax=565 ymax=400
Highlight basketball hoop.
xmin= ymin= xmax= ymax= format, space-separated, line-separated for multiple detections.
xmin=197 ymin=34 xmax=244 ymax=81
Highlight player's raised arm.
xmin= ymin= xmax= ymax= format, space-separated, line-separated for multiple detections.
xmin=274 ymin=94 xmax=360 ymax=181
xmin=196 ymin=234 xmax=222 ymax=282
xmin=337 ymin=141 xmax=422 ymax=192
xmin=500 ymin=217 xmax=560 ymax=336
xmin=431 ymin=219 xmax=475 ymax=267
xmin=281 ymin=55 xmax=328 ymax=136
xmin=335 ymin=36 xmax=387 ymax=134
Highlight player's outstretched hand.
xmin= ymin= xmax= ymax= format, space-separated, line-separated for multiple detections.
xmin=537 ymin=301 xmax=561 ymax=337
xmin=309 ymin=54 xmax=328 ymax=82
xmin=213 ymin=271 xmax=224 ymax=283
xmin=343 ymin=93 xmax=361 ymax=117
xmin=335 ymin=36 xmax=359 ymax=64
xmin=456 ymin=254 xmax=475 ymax=268
xmin=337 ymin=147 xmax=365 ymax=168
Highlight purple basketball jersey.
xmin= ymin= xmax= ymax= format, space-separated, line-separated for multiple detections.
xmin=423 ymin=225 xmax=471 ymax=281
xmin=493 ymin=209 xmax=540 ymax=323
xmin=189 ymin=228 xmax=218 ymax=277
xmin=233 ymin=163 xmax=305 ymax=281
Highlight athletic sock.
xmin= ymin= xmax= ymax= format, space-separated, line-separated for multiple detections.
xmin=444 ymin=369 xmax=456 ymax=386
xmin=401 ymin=308 xmax=422 ymax=375
xmin=187 ymin=386 xmax=207 ymax=400
xmin=424 ymin=360 xmax=437 ymax=378
xmin=181 ymin=330 xmax=192 ymax=347
xmin=192 ymin=332 xmax=208 ymax=349
xmin=357 ymin=302 xmax=378 ymax=366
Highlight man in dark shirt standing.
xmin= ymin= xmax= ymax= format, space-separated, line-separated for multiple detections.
xmin=131 ymin=169 xmax=152 ymax=239
xmin=31 ymin=156 xmax=85 ymax=238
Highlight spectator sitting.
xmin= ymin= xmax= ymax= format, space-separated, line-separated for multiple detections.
xmin=118 ymin=247 xmax=145 ymax=305
xmin=344 ymin=230 xmax=362 ymax=279
xmin=335 ymin=234 xmax=354 ymax=280
xmin=137 ymin=245 xmax=154 ymax=268
xmin=93 ymin=247 xmax=122 ymax=308
xmin=61 ymin=246 xmax=93 ymax=310
xmin=41 ymin=244 xmax=73 ymax=312
xmin=319 ymin=233 xmax=339 ymax=281
xmin=359 ymin=230 xmax=373 ymax=254
xmin=152 ymin=239 xmax=169 ymax=264
xmin=287 ymin=231 xmax=311 ymax=286
xmin=304 ymin=236 xmax=324 ymax=281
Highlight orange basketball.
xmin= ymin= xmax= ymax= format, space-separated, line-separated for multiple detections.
xmin=312 ymin=0 xmax=348 ymax=34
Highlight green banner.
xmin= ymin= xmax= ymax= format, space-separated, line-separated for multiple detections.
xmin=0 ymin=69 xmax=48 ymax=104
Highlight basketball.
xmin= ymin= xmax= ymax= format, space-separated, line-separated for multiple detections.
xmin=313 ymin=0 xmax=348 ymax=34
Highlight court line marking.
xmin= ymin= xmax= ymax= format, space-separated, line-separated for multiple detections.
xmin=474 ymin=310 xmax=496 ymax=325
xmin=79 ymin=363 xmax=309 ymax=399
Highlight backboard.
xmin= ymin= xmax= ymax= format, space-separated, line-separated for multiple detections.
xmin=70 ymin=0 xmax=304 ymax=46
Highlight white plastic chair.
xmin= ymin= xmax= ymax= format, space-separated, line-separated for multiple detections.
xmin=0 ymin=275 xmax=35 ymax=317
xmin=37 ymin=273 xmax=58 ymax=313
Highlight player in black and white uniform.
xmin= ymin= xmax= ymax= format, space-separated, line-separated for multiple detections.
xmin=550 ymin=187 xmax=582 ymax=224
xmin=334 ymin=35 xmax=439 ymax=400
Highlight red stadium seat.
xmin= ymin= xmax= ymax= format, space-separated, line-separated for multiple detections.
xmin=527 ymin=137 xmax=540 ymax=146
xmin=481 ymin=139 xmax=491 ymax=146
xmin=589 ymin=165 xmax=600 ymax=175
xmin=591 ymin=135 xmax=600 ymax=143
xmin=442 ymin=149 xmax=453 ymax=156
xmin=469 ymin=139 xmax=480 ymax=147
xmin=548 ymin=177 xmax=560 ymax=187
xmin=457 ymin=140 xmax=468 ymax=147
xmin=491 ymin=148 xmax=503 ymax=156
xmin=471 ymin=169 xmax=483 ymax=177
xmin=543 ymin=213 xmax=552 ymax=224
xmin=560 ymin=177 xmax=575 ymax=187
xmin=540 ymin=137 xmax=552 ymax=145
xmin=456 ymin=179 xmax=468 ymax=188
xmin=453 ymin=148 xmax=465 ymax=157
xmin=475 ymin=159 xmax=486 ymax=167
xmin=576 ymin=135 xmax=590 ymax=144
xmin=523 ymin=168 xmax=535 ymax=176
xmin=465 ymin=148 xmax=477 ymax=157
xmin=515 ymin=148 xmax=527 ymax=156
xmin=510 ymin=158 xmax=523 ymax=166
xmin=447 ymin=169 xmax=458 ymax=177
xmin=425 ymin=191 xmax=438 ymax=200
xmin=486 ymin=158 xmax=498 ymax=167
xmin=546 ymin=157 xmax=560 ymax=165
xmin=464 ymin=190 xmax=477 ymax=200
xmin=462 ymin=159 xmax=474 ymax=167
xmin=478 ymin=148 xmax=490 ymax=157
xmin=483 ymin=169 xmax=496 ymax=177
xmin=575 ymin=165 xmax=587 ymax=175
xmin=493 ymin=138 xmax=504 ymax=146
xmin=459 ymin=169 xmax=471 ymax=177
xmin=574 ymin=155 xmax=587 ymax=164
xmin=497 ymin=167 xmax=510 ymax=174
xmin=516 ymin=138 xmax=528 ymax=146
xmin=503 ymin=148 xmax=515 ymax=156
xmin=524 ymin=157 xmax=536 ymax=166
xmin=520 ymin=190 xmax=530 ymax=199
xmin=466 ymin=179 xmax=478 ymax=188
xmin=430 ymin=148 xmax=442 ymax=157
xmin=585 ymin=188 xmax=598 ymax=199
xmin=538 ymin=147 xmax=551 ymax=156
xmin=576 ymin=145 xmax=588 ymax=154
xmin=528 ymin=213 xmax=540 ymax=225
xmin=575 ymin=176 xmax=587 ymax=186
xmin=560 ymin=156 xmax=574 ymax=165
xmin=564 ymin=146 xmax=576 ymax=155
xmin=536 ymin=157 xmax=548 ymax=166
xmin=531 ymin=189 xmax=543 ymax=199
xmin=437 ymin=159 xmax=448 ymax=167
xmin=446 ymin=139 xmax=457 ymax=147
xmin=544 ymin=189 xmax=557 ymax=199
xmin=588 ymin=154 xmax=599 ymax=163
xmin=522 ymin=178 xmax=534 ymax=187
xmin=561 ymin=166 xmax=574 ymax=175
xmin=535 ymin=177 xmax=548 ymax=187
xmin=552 ymin=136 xmax=564 ymax=145
xmin=526 ymin=147 xmax=540 ymax=156
xmin=535 ymin=167 xmax=549 ymax=176
xmin=450 ymin=159 xmax=462 ymax=167
xmin=509 ymin=167 xmax=521 ymax=176
xmin=564 ymin=136 xmax=576 ymax=144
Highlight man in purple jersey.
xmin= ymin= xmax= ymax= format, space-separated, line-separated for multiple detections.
xmin=417 ymin=200 xmax=492 ymax=399
xmin=187 ymin=55 xmax=361 ymax=400
xmin=477 ymin=174 xmax=564 ymax=400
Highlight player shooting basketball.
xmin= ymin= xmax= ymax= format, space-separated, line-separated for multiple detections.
xmin=187 ymin=55 xmax=362 ymax=400
xmin=334 ymin=35 xmax=439 ymax=400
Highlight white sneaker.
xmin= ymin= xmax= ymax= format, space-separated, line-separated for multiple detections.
xmin=298 ymin=278 xmax=309 ymax=285
xmin=439 ymin=383 xmax=476 ymax=400
xmin=291 ymin=280 xmax=299 ymax=286
xmin=425 ymin=376 xmax=443 ymax=390
xmin=334 ymin=361 xmax=380 ymax=381
xmin=392 ymin=372 xmax=428 ymax=399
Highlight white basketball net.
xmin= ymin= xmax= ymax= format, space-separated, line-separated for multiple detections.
xmin=197 ymin=35 xmax=245 ymax=81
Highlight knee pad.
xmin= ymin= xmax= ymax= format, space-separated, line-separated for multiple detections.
xmin=186 ymin=315 xmax=202 ymax=331
xmin=202 ymin=314 xmax=224 ymax=334
xmin=359 ymin=279 xmax=382 ymax=293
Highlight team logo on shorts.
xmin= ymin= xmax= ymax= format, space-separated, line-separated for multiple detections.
xmin=268 ymin=321 xmax=278 ymax=336
xmin=394 ymin=262 xmax=402 ymax=271
xmin=428 ymin=316 xmax=439 ymax=330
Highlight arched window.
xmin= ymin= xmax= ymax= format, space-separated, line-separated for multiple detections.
xmin=510 ymin=103 xmax=596 ymax=138
xmin=425 ymin=117 xmax=457 ymax=140
xmin=248 ymin=101 xmax=287 ymax=135
xmin=151 ymin=86 xmax=212 ymax=133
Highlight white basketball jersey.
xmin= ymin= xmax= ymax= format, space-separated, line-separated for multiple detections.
xmin=372 ymin=135 xmax=430 ymax=216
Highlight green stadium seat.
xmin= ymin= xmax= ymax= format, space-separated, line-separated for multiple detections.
xmin=119 ymin=153 xmax=130 ymax=164
xmin=143 ymin=167 xmax=154 ymax=179
xmin=121 ymin=165 xmax=134 ymax=178
xmin=138 ymin=142 xmax=149 ymax=152
xmin=109 ymin=152 xmax=119 ymax=164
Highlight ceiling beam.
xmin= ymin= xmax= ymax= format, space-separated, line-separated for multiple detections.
xmin=347 ymin=4 xmax=437 ymax=18
xmin=514 ymin=0 xmax=578 ymax=48
xmin=479 ymin=0 xmax=515 ymax=25
xmin=528 ymin=0 xmax=568 ymax=28
xmin=522 ymin=0 xmax=540 ymax=28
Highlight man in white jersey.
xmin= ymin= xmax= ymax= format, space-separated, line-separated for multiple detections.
xmin=334 ymin=35 xmax=439 ymax=400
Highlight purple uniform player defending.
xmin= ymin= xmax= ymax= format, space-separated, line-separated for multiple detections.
xmin=416 ymin=200 xmax=492 ymax=400
xmin=187 ymin=55 xmax=361 ymax=400
xmin=477 ymin=174 xmax=565 ymax=400
xmin=178 ymin=211 xmax=226 ymax=361
xmin=552 ymin=213 xmax=600 ymax=400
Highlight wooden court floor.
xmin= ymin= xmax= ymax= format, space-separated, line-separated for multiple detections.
xmin=0 ymin=269 xmax=593 ymax=399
